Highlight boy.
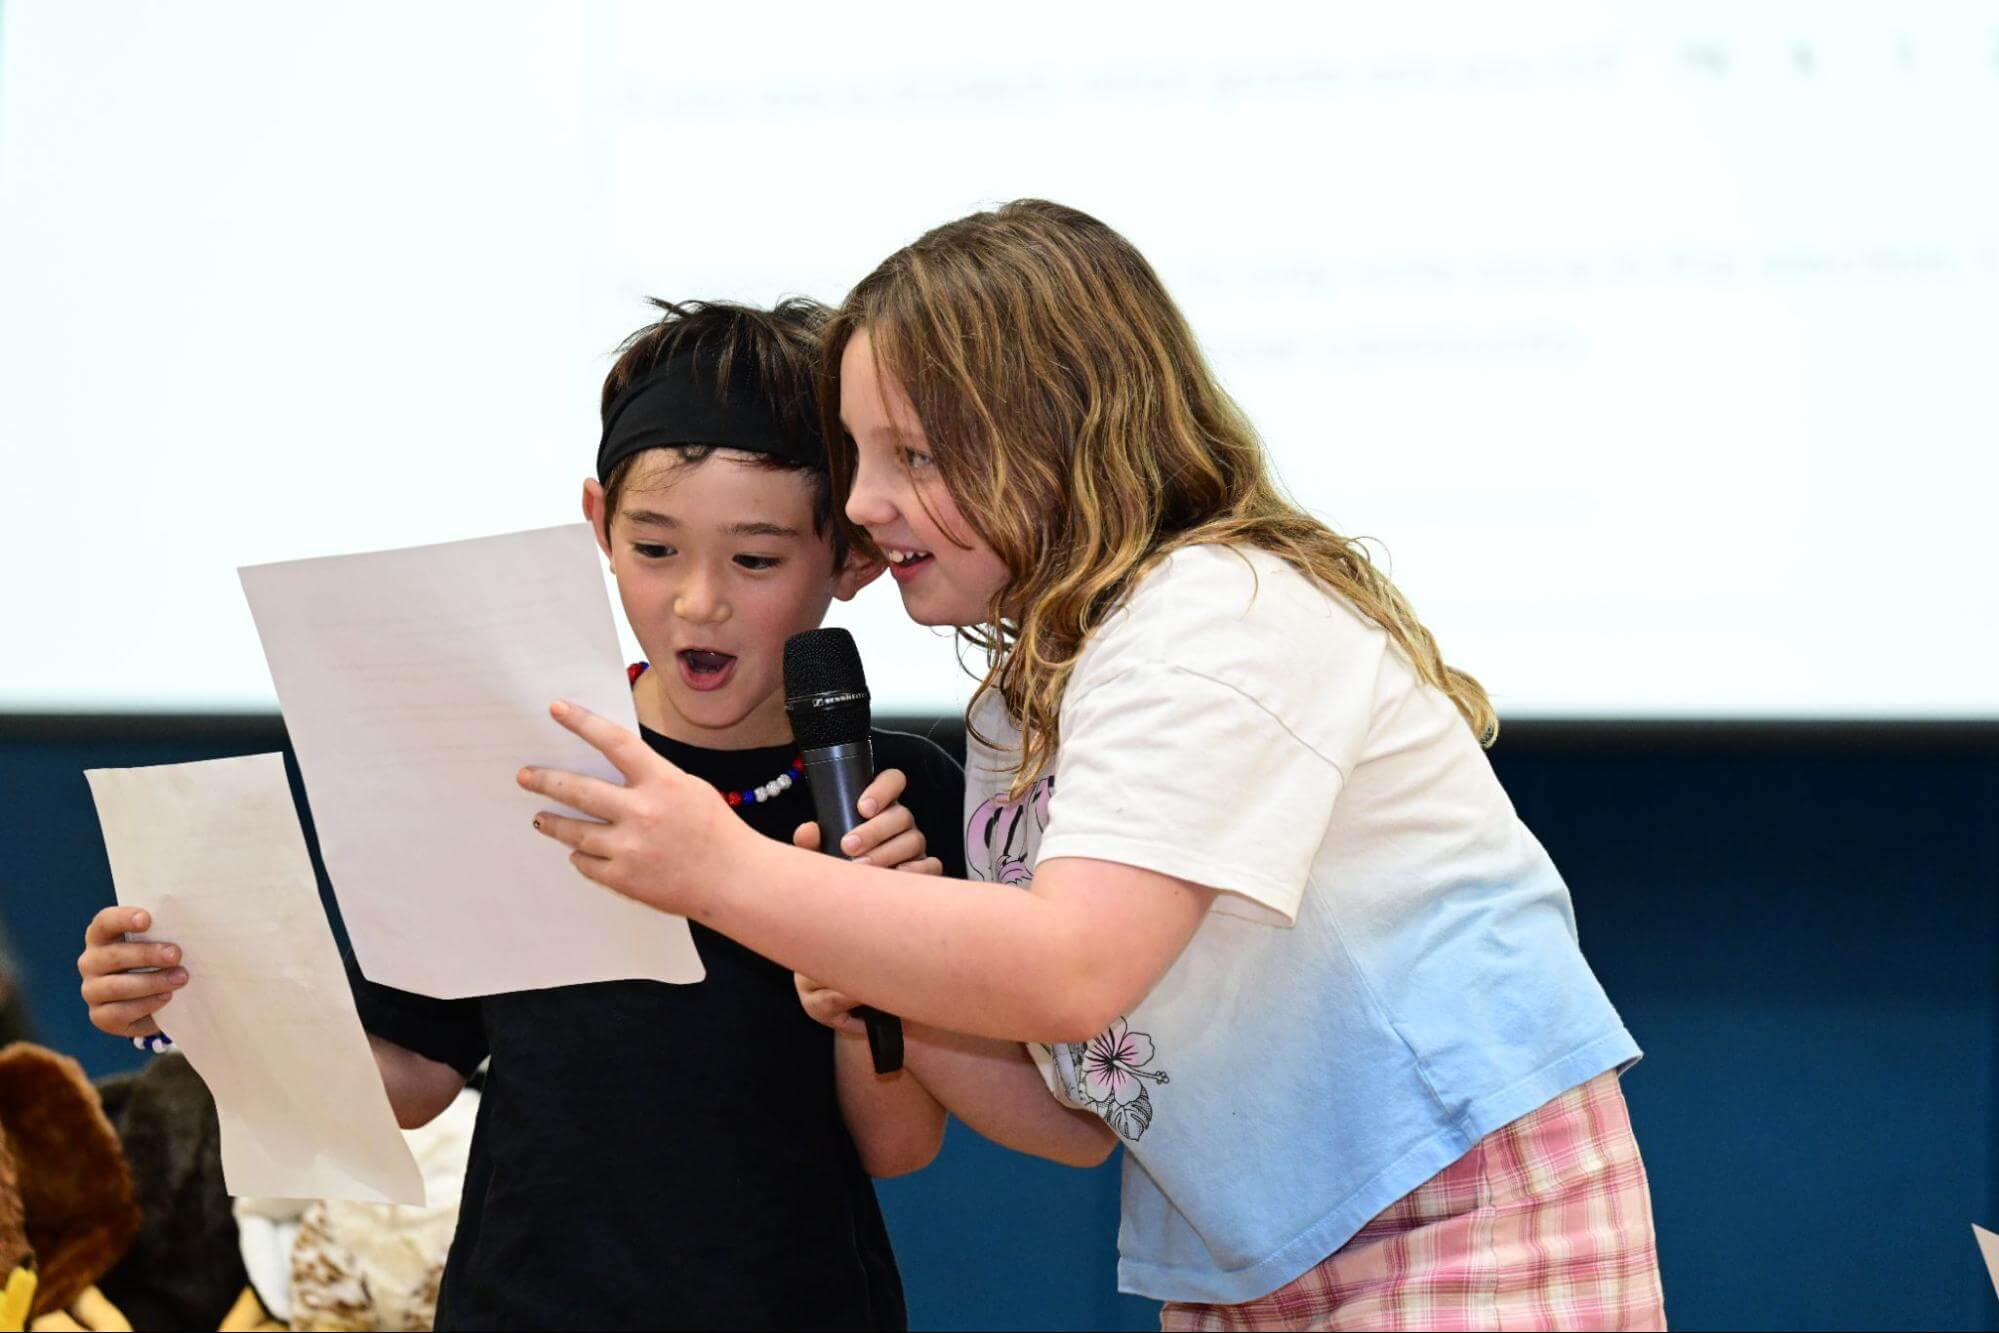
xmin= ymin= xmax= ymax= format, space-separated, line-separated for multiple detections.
xmin=80 ymin=298 xmax=963 ymax=1330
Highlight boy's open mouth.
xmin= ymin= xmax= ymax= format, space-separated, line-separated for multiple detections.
xmin=676 ymin=649 xmax=738 ymax=692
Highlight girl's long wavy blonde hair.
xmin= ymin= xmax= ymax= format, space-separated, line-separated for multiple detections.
xmin=823 ymin=200 xmax=1496 ymax=795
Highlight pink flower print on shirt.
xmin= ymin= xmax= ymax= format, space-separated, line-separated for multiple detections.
xmin=1072 ymin=1018 xmax=1171 ymax=1141
xmin=968 ymin=778 xmax=1171 ymax=1140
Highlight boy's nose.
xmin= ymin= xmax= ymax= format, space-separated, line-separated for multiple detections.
xmin=672 ymin=574 xmax=729 ymax=624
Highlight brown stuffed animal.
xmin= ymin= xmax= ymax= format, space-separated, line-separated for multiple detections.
xmin=3 ymin=1114 xmax=36 ymax=1331
xmin=92 ymin=1054 xmax=251 ymax=1330
xmin=0 ymin=1046 xmax=139 ymax=1323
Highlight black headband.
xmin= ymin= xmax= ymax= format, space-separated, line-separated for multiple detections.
xmin=596 ymin=347 xmax=825 ymax=483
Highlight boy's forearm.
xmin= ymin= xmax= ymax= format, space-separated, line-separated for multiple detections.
xmin=898 ymin=1024 xmax=1117 ymax=1168
xmin=369 ymin=1034 xmax=465 ymax=1130
xmin=834 ymin=1030 xmax=946 ymax=1177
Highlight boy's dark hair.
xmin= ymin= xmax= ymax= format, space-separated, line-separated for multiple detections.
xmin=598 ymin=297 xmax=845 ymax=564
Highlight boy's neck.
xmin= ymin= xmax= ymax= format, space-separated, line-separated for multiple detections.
xmin=631 ymin=666 xmax=798 ymax=752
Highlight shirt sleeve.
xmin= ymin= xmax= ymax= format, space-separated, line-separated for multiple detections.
xmin=1034 ymin=662 xmax=1347 ymax=926
xmin=342 ymin=946 xmax=489 ymax=1078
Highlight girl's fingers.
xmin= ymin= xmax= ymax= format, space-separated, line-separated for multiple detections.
xmin=91 ymin=994 xmax=173 ymax=1036
xmin=792 ymin=821 xmax=823 ymax=852
xmin=531 ymin=811 xmax=610 ymax=855
xmin=568 ymin=849 xmax=616 ymax=887
xmin=516 ymin=766 xmax=628 ymax=821
xmin=82 ymin=969 xmax=186 ymax=1007
xmin=545 ymin=700 xmax=660 ymax=783
xmin=85 ymin=905 xmax=150 ymax=945
xmin=854 ymin=767 xmax=909 ymax=820
xmin=896 ymin=856 xmax=945 ymax=877
xmin=838 ymin=801 xmax=915 ymax=857
xmin=79 ymin=939 xmax=180 ymax=978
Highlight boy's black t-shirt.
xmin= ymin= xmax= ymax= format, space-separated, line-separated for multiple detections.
xmin=345 ymin=726 xmax=966 ymax=1332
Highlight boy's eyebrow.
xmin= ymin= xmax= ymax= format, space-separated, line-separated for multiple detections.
xmin=623 ymin=510 xmax=800 ymax=540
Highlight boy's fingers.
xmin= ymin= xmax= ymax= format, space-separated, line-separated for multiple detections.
xmin=85 ymin=905 xmax=149 ymax=945
xmin=838 ymin=802 xmax=915 ymax=856
xmin=79 ymin=940 xmax=180 ymax=978
xmin=855 ymin=768 xmax=908 ymax=819
xmin=792 ymin=822 xmax=822 ymax=852
xmin=83 ymin=969 xmax=186 ymax=1006
xmin=92 ymin=995 xmax=172 ymax=1036
xmin=858 ymin=830 xmax=926 ymax=869
xmin=545 ymin=701 xmax=658 ymax=783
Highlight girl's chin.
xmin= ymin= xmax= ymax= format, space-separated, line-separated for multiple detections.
xmin=893 ymin=580 xmax=981 ymax=629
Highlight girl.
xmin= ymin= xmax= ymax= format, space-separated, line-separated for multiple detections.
xmin=520 ymin=204 xmax=1667 ymax=1331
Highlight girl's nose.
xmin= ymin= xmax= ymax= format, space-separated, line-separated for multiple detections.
xmin=845 ymin=454 xmax=899 ymax=529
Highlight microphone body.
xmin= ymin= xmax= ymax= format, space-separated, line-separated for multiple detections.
xmin=784 ymin=631 xmax=904 ymax=1075
xmin=800 ymin=738 xmax=875 ymax=860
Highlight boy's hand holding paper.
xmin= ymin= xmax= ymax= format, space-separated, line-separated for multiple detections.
xmin=85 ymin=753 xmax=423 ymax=1204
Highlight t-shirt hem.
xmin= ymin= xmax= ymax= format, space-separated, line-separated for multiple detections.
xmin=1113 ymin=1027 xmax=1643 ymax=1305
xmin=1036 ymin=833 xmax=1301 ymax=926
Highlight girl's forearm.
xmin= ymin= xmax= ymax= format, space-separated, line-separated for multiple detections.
xmin=900 ymin=1024 xmax=1117 ymax=1168
xmin=834 ymin=1030 xmax=946 ymax=1178
xmin=694 ymin=836 xmax=1111 ymax=1042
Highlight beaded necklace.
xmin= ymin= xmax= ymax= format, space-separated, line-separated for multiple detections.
xmin=627 ymin=661 xmax=805 ymax=806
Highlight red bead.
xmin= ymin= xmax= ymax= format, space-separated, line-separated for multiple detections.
xmin=725 ymin=791 xmax=741 ymax=806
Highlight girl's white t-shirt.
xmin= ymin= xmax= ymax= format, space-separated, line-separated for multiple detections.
xmin=962 ymin=544 xmax=1639 ymax=1305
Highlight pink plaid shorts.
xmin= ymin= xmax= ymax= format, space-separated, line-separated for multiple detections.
xmin=1161 ymin=1071 xmax=1666 ymax=1331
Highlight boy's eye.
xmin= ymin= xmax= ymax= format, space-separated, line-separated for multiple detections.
xmin=734 ymin=554 xmax=781 ymax=571
xmin=632 ymin=543 xmax=674 ymax=559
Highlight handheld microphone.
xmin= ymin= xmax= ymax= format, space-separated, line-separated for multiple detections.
xmin=783 ymin=628 xmax=904 ymax=1074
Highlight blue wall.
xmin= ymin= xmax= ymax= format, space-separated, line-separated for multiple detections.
xmin=2 ymin=716 xmax=1994 ymax=1330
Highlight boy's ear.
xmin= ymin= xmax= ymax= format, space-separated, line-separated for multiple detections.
xmin=581 ymin=479 xmax=613 ymax=558
xmin=832 ymin=549 xmax=886 ymax=602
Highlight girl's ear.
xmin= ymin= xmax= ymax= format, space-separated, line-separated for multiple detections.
xmin=832 ymin=549 xmax=886 ymax=602
xmin=581 ymin=478 xmax=613 ymax=558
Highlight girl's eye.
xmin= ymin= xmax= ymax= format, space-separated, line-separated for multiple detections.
xmin=899 ymin=447 xmax=935 ymax=471
xmin=734 ymin=555 xmax=780 ymax=572
xmin=632 ymin=543 xmax=674 ymax=559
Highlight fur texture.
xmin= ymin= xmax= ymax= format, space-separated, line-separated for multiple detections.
xmin=0 ymin=1122 xmax=29 ymax=1277
xmin=0 ymin=1044 xmax=138 ymax=1318
xmin=93 ymin=1054 xmax=247 ymax=1332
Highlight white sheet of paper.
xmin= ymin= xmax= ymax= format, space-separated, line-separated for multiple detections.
xmin=85 ymin=753 xmax=424 ymax=1204
xmin=1975 ymin=1225 xmax=1999 ymax=1299
xmin=238 ymin=522 xmax=704 ymax=998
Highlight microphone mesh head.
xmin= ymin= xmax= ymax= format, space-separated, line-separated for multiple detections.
xmin=784 ymin=628 xmax=871 ymax=749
